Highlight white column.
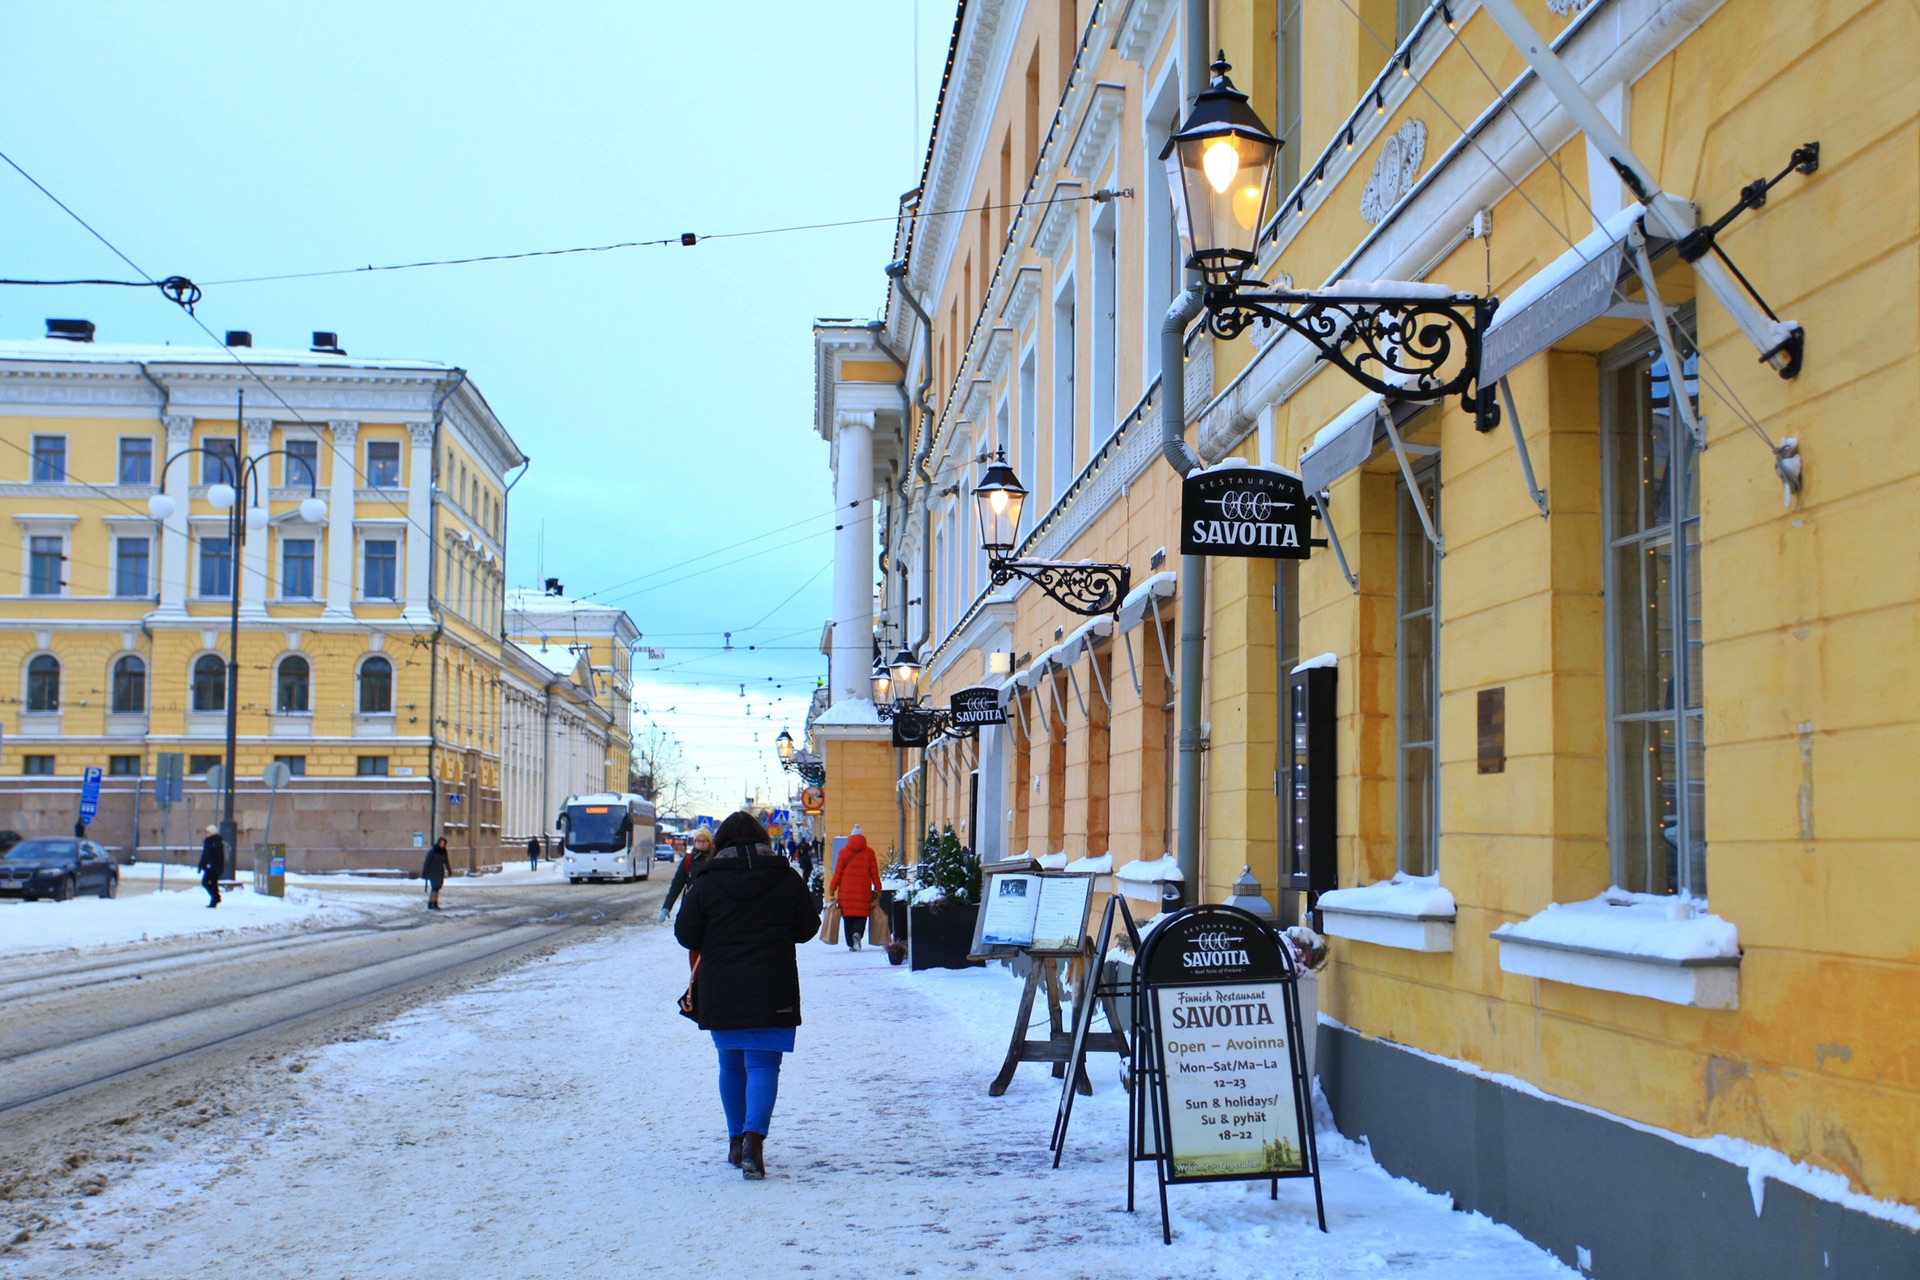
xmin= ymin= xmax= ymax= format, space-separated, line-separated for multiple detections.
xmin=324 ymin=420 xmax=358 ymax=618
xmin=240 ymin=417 xmax=273 ymax=618
xmin=404 ymin=421 xmax=435 ymax=625
xmin=155 ymin=415 xmax=194 ymax=617
xmin=830 ymin=410 xmax=875 ymax=706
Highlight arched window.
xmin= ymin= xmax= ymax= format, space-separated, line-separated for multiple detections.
xmin=276 ymin=656 xmax=311 ymax=714
xmin=359 ymin=656 xmax=393 ymax=714
xmin=192 ymin=654 xmax=226 ymax=712
xmin=26 ymin=654 xmax=59 ymax=713
xmin=111 ymin=655 xmax=146 ymax=713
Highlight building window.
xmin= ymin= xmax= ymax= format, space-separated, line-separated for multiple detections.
xmin=119 ymin=437 xmax=154 ymax=485
xmin=366 ymin=440 xmax=401 ymax=488
xmin=276 ymin=656 xmax=311 ymax=714
xmin=1090 ymin=202 xmax=1118 ymax=439
xmin=191 ymin=654 xmax=226 ymax=713
xmin=109 ymin=754 xmax=141 ymax=776
xmin=203 ymin=438 xmax=238 ymax=486
xmin=1396 ymin=461 xmax=1440 ymax=877
xmin=1605 ymin=340 xmax=1705 ymax=897
xmin=357 ymin=755 xmax=390 ymax=777
xmin=282 ymin=538 xmax=316 ymax=598
xmin=115 ymin=537 xmax=151 ymax=597
xmin=284 ymin=438 xmax=319 ymax=488
xmin=28 ymin=537 xmax=64 ymax=595
xmin=273 ymin=754 xmax=307 ymax=777
xmin=364 ymin=539 xmax=397 ymax=599
xmin=23 ymin=755 xmax=55 ymax=776
xmin=199 ymin=535 xmax=233 ymax=597
xmin=188 ymin=754 xmax=222 ymax=776
xmin=1276 ymin=0 xmax=1304 ymax=196
xmin=1051 ymin=281 xmax=1077 ymax=502
xmin=359 ymin=655 xmax=393 ymax=713
xmin=30 ymin=434 xmax=66 ymax=482
xmin=26 ymin=654 xmax=60 ymax=712
xmin=111 ymin=655 xmax=146 ymax=713
xmin=1018 ymin=348 xmax=1038 ymax=538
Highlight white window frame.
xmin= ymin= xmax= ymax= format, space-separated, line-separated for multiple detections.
xmin=29 ymin=433 xmax=67 ymax=483
xmin=117 ymin=434 xmax=155 ymax=486
xmin=1051 ymin=262 xmax=1078 ymax=505
xmin=114 ymin=535 xmax=152 ymax=598
xmin=1395 ymin=457 xmax=1440 ymax=877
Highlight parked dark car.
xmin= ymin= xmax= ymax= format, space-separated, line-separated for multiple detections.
xmin=0 ymin=838 xmax=119 ymax=901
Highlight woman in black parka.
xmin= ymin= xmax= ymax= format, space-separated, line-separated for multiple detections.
xmin=673 ymin=810 xmax=820 ymax=1180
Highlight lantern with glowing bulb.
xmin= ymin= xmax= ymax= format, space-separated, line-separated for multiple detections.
xmin=1160 ymin=53 xmax=1281 ymax=285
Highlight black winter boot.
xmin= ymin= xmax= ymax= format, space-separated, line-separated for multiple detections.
xmin=727 ymin=1135 xmax=744 ymax=1167
xmin=740 ymin=1132 xmax=766 ymax=1180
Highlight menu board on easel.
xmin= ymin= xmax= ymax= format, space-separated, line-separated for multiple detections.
xmin=973 ymin=871 xmax=1096 ymax=956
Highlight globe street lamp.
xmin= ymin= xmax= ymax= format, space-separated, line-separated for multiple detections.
xmin=870 ymin=659 xmax=892 ymax=706
xmin=969 ymin=449 xmax=1130 ymax=617
xmin=1166 ymin=55 xmax=1500 ymax=430
xmin=151 ymin=407 xmax=327 ymax=871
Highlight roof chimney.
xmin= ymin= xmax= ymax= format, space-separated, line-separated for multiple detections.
xmin=46 ymin=319 xmax=95 ymax=343
xmin=225 ymin=330 xmax=252 ymax=348
xmin=310 ymin=331 xmax=345 ymax=355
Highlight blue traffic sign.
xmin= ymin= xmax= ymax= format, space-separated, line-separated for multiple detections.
xmin=79 ymin=766 xmax=103 ymax=824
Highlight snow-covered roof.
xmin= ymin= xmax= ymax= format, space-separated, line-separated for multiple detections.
xmin=513 ymin=641 xmax=590 ymax=679
xmin=0 ymin=337 xmax=451 ymax=371
xmin=811 ymin=697 xmax=885 ymax=728
xmin=505 ymin=589 xmax=630 ymax=617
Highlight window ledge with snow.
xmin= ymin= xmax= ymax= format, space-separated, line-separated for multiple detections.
xmin=1492 ymin=890 xmax=1741 ymax=1010
xmin=1114 ymin=852 xmax=1181 ymax=900
xmin=1315 ymin=873 xmax=1456 ymax=952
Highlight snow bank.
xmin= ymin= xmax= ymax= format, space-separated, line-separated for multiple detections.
xmin=1115 ymin=852 xmax=1182 ymax=883
xmin=1318 ymin=872 xmax=1455 ymax=919
xmin=1493 ymin=889 xmax=1738 ymax=962
xmin=0 ymin=884 xmax=350 ymax=957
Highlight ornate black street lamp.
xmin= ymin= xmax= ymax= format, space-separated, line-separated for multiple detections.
xmin=873 ymin=646 xmax=977 ymax=744
xmin=775 ymin=727 xmax=825 ymax=787
xmin=1165 ymin=55 xmax=1499 ymax=429
xmin=150 ymin=408 xmax=327 ymax=870
xmin=971 ymin=450 xmax=1130 ymax=616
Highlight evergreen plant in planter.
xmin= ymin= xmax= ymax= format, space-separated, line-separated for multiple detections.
xmin=907 ymin=825 xmax=982 ymax=972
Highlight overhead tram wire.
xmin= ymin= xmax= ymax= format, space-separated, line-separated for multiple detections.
xmin=575 ymin=501 xmax=858 ymax=603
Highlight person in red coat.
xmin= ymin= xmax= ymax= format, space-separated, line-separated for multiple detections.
xmin=829 ymin=825 xmax=883 ymax=952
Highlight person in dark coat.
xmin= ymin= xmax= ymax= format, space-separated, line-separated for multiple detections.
xmin=657 ymin=824 xmax=713 ymax=924
xmin=422 ymin=837 xmax=451 ymax=911
xmin=197 ymin=824 xmax=225 ymax=908
xmin=673 ymin=811 xmax=820 ymax=1181
xmin=794 ymin=838 xmax=814 ymax=882
xmin=526 ymin=835 xmax=541 ymax=872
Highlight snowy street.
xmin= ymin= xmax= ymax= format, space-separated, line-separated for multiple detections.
xmin=3 ymin=916 xmax=1577 ymax=1278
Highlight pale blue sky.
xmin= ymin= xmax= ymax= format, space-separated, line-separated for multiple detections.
xmin=0 ymin=1 xmax=948 ymax=814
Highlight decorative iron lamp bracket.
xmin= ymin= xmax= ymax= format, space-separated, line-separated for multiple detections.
xmin=874 ymin=701 xmax=978 ymax=743
xmin=1199 ymin=281 xmax=1502 ymax=432
xmin=987 ymin=558 xmax=1130 ymax=619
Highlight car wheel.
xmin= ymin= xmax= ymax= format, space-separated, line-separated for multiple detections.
xmin=569 ymin=877 xmax=580 ymax=885
xmin=100 ymin=873 xmax=118 ymax=900
xmin=52 ymin=875 xmax=75 ymax=902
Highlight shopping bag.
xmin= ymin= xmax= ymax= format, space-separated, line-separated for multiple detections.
xmin=868 ymin=904 xmax=892 ymax=946
xmin=820 ymin=901 xmax=842 ymax=945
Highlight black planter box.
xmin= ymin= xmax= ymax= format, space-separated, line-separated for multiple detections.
xmin=909 ymin=901 xmax=980 ymax=971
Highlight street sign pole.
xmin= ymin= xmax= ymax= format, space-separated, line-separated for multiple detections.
xmin=155 ymin=753 xmax=182 ymax=892
xmin=78 ymin=766 xmax=103 ymax=838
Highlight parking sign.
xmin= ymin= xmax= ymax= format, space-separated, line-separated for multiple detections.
xmin=79 ymin=766 xmax=103 ymax=825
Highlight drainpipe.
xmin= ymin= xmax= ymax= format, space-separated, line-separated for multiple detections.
xmin=1160 ymin=0 xmax=1211 ymax=899
xmin=887 ymin=249 xmax=937 ymax=858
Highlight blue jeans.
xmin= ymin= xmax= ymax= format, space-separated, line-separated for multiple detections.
xmin=715 ymin=1047 xmax=783 ymax=1137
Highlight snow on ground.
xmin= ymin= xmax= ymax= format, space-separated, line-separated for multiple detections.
xmin=0 ymin=882 xmax=360 ymax=958
xmin=7 ymin=922 xmax=1579 ymax=1279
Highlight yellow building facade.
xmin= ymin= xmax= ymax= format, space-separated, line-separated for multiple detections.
xmin=813 ymin=0 xmax=1920 ymax=1270
xmin=0 ymin=330 xmax=526 ymax=872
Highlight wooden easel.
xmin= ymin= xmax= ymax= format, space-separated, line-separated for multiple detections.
xmin=988 ymin=933 xmax=1131 ymax=1098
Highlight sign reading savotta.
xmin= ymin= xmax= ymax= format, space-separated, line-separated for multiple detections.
xmin=1131 ymin=904 xmax=1324 ymax=1242
xmin=949 ymin=686 xmax=1008 ymax=727
xmin=1180 ymin=464 xmax=1312 ymax=559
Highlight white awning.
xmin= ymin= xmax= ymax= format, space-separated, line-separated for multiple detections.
xmin=1055 ymin=614 xmax=1114 ymax=667
xmin=1115 ymin=570 xmax=1176 ymax=632
xmin=1480 ymin=202 xmax=1655 ymax=385
xmin=1299 ymin=394 xmax=1430 ymax=494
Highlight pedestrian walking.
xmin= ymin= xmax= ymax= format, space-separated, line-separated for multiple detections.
xmin=828 ymin=824 xmax=882 ymax=952
xmin=673 ymin=811 xmax=820 ymax=1180
xmin=197 ymin=824 xmax=225 ymax=908
xmin=422 ymin=836 xmax=451 ymax=911
xmin=657 ymin=824 xmax=714 ymax=923
xmin=794 ymin=838 xmax=814 ymax=882
xmin=527 ymin=835 xmax=541 ymax=872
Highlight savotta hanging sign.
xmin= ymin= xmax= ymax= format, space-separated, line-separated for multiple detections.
xmin=949 ymin=686 xmax=1008 ymax=728
xmin=1180 ymin=464 xmax=1312 ymax=559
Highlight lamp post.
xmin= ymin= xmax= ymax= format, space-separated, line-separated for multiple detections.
xmin=775 ymin=727 xmax=826 ymax=788
xmin=873 ymin=645 xmax=976 ymax=746
xmin=1165 ymin=56 xmax=1499 ymax=429
xmin=969 ymin=450 xmax=1131 ymax=616
xmin=151 ymin=401 xmax=327 ymax=871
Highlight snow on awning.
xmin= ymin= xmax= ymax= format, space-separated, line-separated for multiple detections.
xmin=1054 ymin=614 xmax=1114 ymax=668
xmin=1115 ymin=570 xmax=1176 ymax=632
xmin=1299 ymin=394 xmax=1428 ymax=495
xmin=1480 ymin=202 xmax=1656 ymax=386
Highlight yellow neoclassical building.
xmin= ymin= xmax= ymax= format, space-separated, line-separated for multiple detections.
xmin=0 ymin=326 xmax=526 ymax=872
xmin=813 ymin=0 xmax=1920 ymax=1271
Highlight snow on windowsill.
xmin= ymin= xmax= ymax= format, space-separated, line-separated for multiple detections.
xmin=1114 ymin=852 xmax=1182 ymax=885
xmin=1036 ymin=852 xmax=1068 ymax=870
xmin=1317 ymin=873 xmax=1455 ymax=920
xmin=1061 ymin=852 xmax=1112 ymax=875
xmin=1493 ymin=889 xmax=1741 ymax=1009
xmin=1291 ymin=652 xmax=1337 ymax=674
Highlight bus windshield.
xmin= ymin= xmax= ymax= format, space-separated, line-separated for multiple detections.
xmin=564 ymin=805 xmax=631 ymax=853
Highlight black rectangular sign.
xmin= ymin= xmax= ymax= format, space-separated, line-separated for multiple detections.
xmin=949 ymin=686 xmax=1007 ymax=727
xmin=1180 ymin=465 xmax=1312 ymax=560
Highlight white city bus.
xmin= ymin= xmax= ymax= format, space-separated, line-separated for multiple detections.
xmin=557 ymin=793 xmax=656 ymax=884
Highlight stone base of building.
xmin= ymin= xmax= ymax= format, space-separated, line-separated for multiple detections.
xmin=1318 ymin=1022 xmax=1920 ymax=1279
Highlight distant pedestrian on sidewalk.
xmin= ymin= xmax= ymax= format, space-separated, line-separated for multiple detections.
xmin=657 ymin=824 xmax=714 ymax=924
xmin=422 ymin=837 xmax=451 ymax=911
xmin=673 ymin=810 xmax=820 ymax=1180
xmin=527 ymin=836 xmax=541 ymax=872
xmin=829 ymin=825 xmax=881 ymax=952
xmin=197 ymin=825 xmax=224 ymax=908
xmin=794 ymin=837 xmax=814 ymax=882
